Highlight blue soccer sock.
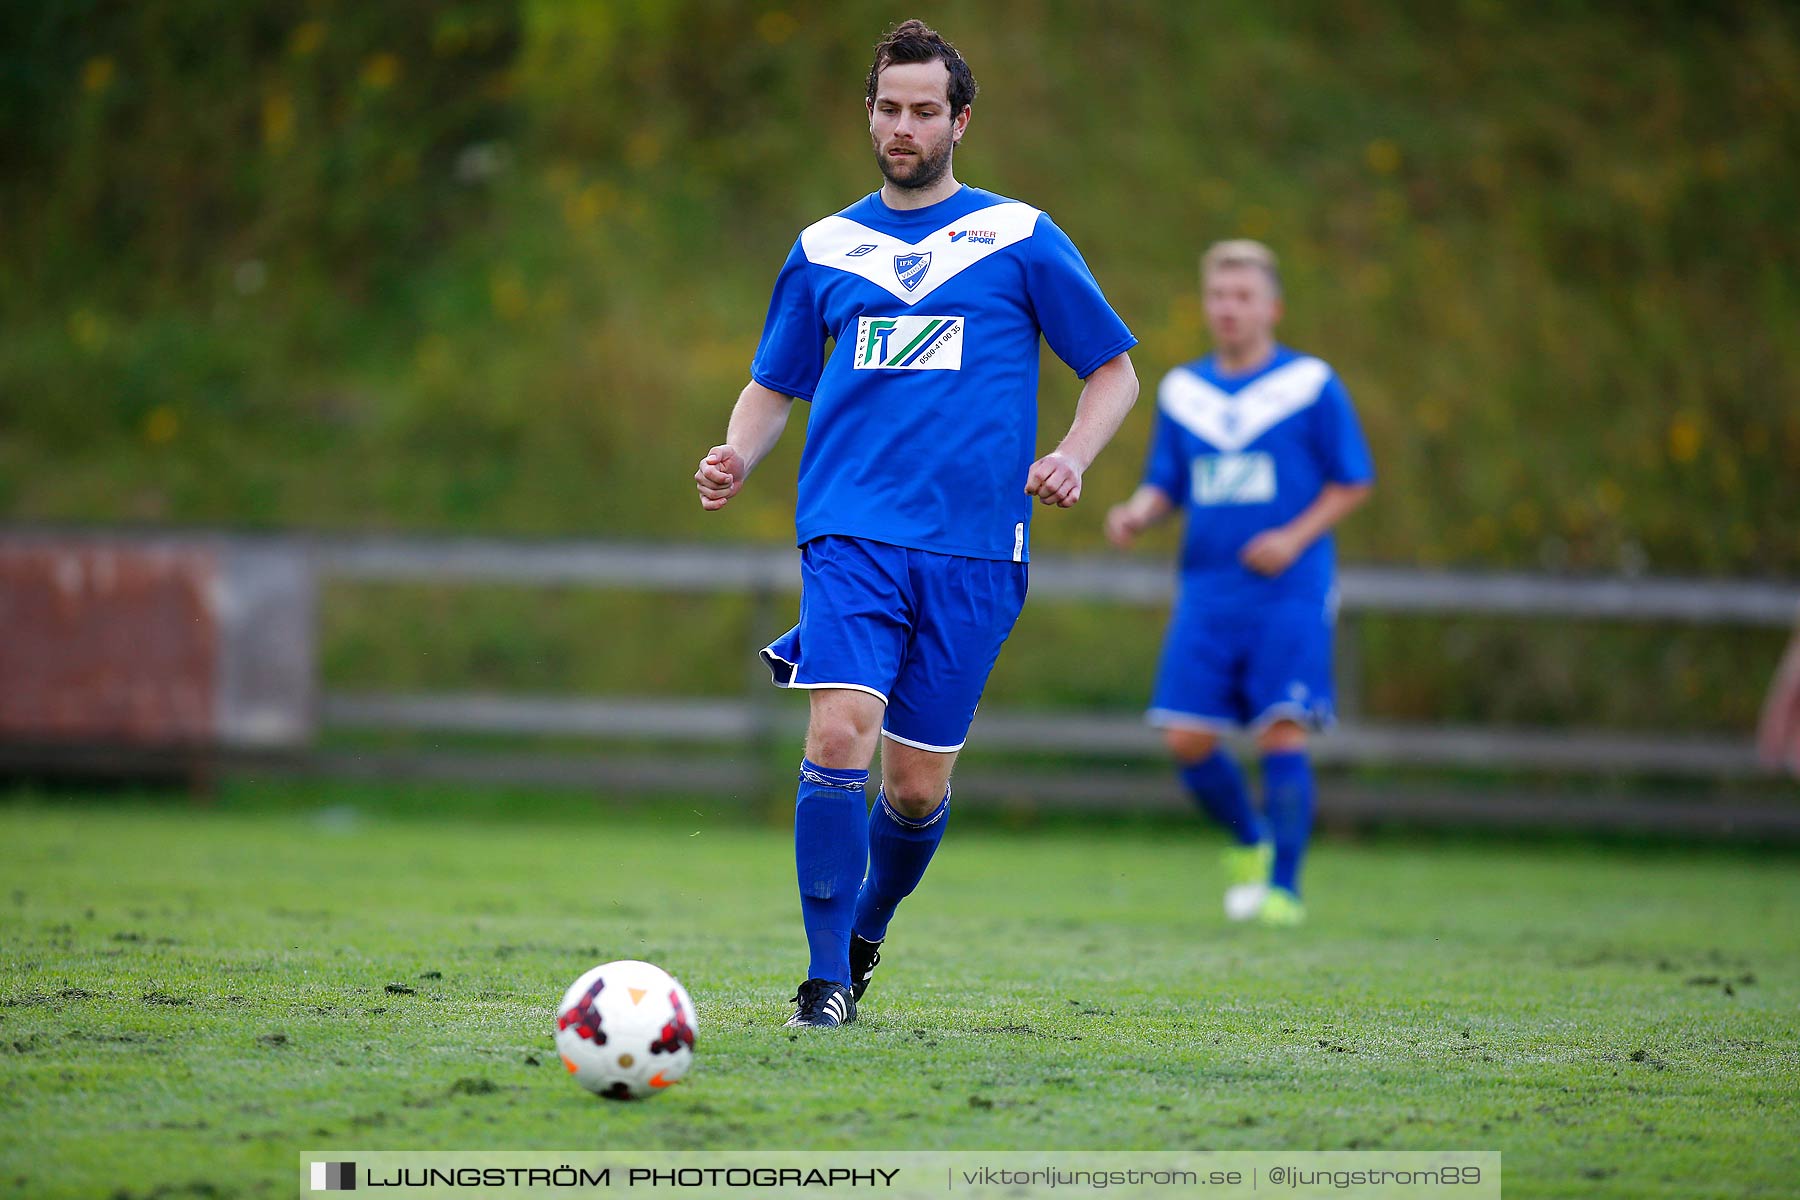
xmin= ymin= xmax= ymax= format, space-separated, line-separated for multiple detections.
xmin=852 ymin=788 xmax=950 ymax=944
xmin=793 ymin=759 xmax=869 ymax=985
xmin=1261 ymin=750 xmax=1316 ymax=895
xmin=1178 ymin=750 xmax=1266 ymax=846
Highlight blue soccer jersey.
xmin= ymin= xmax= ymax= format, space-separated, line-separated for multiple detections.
xmin=1142 ymin=345 xmax=1374 ymax=608
xmin=751 ymin=185 xmax=1136 ymax=562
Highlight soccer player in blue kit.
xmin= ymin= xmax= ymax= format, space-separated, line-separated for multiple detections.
xmin=1105 ymin=240 xmax=1374 ymax=927
xmin=693 ymin=21 xmax=1139 ymax=1027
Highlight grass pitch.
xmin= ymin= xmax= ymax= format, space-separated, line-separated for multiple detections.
xmin=3 ymin=781 xmax=1797 ymax=1199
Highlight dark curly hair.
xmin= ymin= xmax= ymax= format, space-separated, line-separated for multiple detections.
xmin=865 ymin=19 xmax=978 ymax=117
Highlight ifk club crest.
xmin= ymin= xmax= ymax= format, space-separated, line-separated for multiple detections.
xmin=893 ymin=251 xmax=932 ymax=292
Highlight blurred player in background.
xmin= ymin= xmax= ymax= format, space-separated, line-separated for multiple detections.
xmin=695 ymin=20 xmax=1138 ymax=1026
xmin=1105 ymin=240 xmax=1373 ymax=926
xmin=1758 ymin=618 xmax=1800 ymax=777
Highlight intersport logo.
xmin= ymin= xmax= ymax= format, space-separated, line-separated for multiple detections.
xmin=852 ymin=315 xmax=965 ymax=370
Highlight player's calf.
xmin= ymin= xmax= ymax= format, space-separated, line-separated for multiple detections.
xmin=848 ymin=933 xmax=883 ymax=1002
xmin=850 ymin=785 xmax=950 ymax=1002
xmin=1260 ymin=747 xmax=1315 ymax=907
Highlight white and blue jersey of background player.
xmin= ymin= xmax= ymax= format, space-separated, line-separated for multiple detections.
xmin=752 ymin=184 xmax=1136 ymax=751
xmin=1140 ymin=345 xmax=1375 ymax=733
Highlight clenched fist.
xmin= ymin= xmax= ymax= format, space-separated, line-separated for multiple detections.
xmin=695 ymin=446 xmax=749 ymax=511
xmin=1025 ymin=452 xmax=1083 ymax=508
xmin=1104 ymin=503 xmax=1148 ymax=547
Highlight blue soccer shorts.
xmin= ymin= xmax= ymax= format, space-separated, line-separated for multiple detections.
xmin=1147 ymin=596 xmax=1337 ymax=734
xmin=761 ymin=535 xmax=1029 ymax=753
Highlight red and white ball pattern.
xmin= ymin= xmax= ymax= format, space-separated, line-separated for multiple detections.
xmin=554 ymin=960 xmax=697 ymax=1100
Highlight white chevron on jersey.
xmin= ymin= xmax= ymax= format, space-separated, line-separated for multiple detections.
xmin=800 ymin=201 xmax=1043 ymax=305
xmin=1157 ymin=356 xmax=1333 ymax=452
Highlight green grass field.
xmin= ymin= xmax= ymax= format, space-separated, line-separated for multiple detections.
xmin=3 ymin=782 xmax=1797 ymax=1199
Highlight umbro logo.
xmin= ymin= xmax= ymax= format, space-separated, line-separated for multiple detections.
xmin=846 ymin=243 xmax=878 ymax=257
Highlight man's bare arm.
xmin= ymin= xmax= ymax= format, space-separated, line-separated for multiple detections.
xmin=1025 ymin=352 xmax=1140 ymax=508
xmin=1757 ymin=625 xmax=1800 ymax=777
xmin=1104 ymin=483 xmax=1176 ymax=547
xmin=1240 ymin=481 xmax=1373 ymax=576
xmin=695 ymin=381 xmax=795 ymax=511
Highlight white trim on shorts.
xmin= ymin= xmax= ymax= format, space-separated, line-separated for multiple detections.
xmin=1147 ymin=703 xmax=1334 ymax=736
xmin=783 ymin=679 xmax=890 ymax=704
xmin=760 ymin=645 xmax=799 ymax=676
xmin=1145 ymin=707 xmax=1240 ymax=735
xmin=1248 ymin=701 xmax=1332 ymax=734
xmin=760 ymin=645 xmax=889 ymax=704
xmin=880 ymin=727 xmax=965 ymax=754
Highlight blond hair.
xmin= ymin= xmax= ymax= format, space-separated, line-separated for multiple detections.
xmin=1201 ymin=239 xmax=1281 ymax=295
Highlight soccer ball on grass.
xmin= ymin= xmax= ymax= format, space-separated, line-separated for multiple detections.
xmin=553 ymin=959 xmax=696 ymax=1100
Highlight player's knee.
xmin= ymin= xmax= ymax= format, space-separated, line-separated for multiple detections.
xmin=882 ymin=781 xmax=946 ymax=821
xmin=1257 ymin=720 xmax=1308 ymax=754
xmin=806 ymin=721 xmax=873 ymax=769
xmin=806 ymin=703 xmax=880 ymax=768
xmin=881 ymin=753 xmax=952 ymax=819
xmin=1163 ymin=727 xmax=1219 ymax=763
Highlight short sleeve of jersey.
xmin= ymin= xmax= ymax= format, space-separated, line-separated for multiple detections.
xmin=749 ymin=238 xmax=827 ymax=401
xmin=1023 ymin=214 xmax=1137 ymax=379
xmin=1142 ymin=406 xmax=1190 ymax=506
xmin=1313 ymin=373 xmax=1376 ymax=484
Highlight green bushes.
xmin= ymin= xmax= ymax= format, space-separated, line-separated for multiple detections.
xmin=4 ymin=1 xmax=1793 ymax=570
xmin=1 ymin=2 xmax=1794 ymax=727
